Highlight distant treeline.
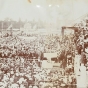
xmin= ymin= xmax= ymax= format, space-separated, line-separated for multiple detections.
xmin=0 ymin=21 xmax=24 ymax=29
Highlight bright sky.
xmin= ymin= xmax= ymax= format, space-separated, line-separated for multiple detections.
xmin=0 ymin=0 xmax=54 ymax=21
xmin=0 ymin=0 xmax=88 ymax=26
xmin=0 ymin=0 xmax=66 ymax=24
xmin=0 ymin=0 xmax=36 ymax=21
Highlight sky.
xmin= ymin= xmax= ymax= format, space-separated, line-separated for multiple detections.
xmin=0 ymin=0 xmax=88 ymax=26
xmin=0 ymin=0 xmax=53 ymax=21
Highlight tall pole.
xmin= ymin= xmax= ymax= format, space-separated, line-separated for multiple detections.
xmin=1 ymin=21 xmax=3 ymax=37
xmin=19 ymin=18 xmax=20 ymax=30
xmin=11 ymin=22 xmax=13 ymax=36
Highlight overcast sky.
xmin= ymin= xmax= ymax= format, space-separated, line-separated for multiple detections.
xmin=0 ymin=0 xmax=88 ymax=26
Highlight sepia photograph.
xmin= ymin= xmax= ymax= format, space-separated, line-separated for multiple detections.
xmin=0 ymin=0 xmax=88 ymax=88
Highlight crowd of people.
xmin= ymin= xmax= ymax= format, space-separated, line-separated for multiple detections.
xmin=6 ymin=16 xmax=88 ymax=88
xmin=0 ymin=31 xmax=78 ymax=88
xmin=0 ymin=59 xmax=76 ymax=88
xmin=74 ymin=19 xmax=88 ymax=66
xmin=2 ymin=15 xmax=88 ymax=88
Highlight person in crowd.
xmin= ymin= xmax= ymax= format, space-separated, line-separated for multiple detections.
xmin=0 ymin=30 xmax=82 ymax=88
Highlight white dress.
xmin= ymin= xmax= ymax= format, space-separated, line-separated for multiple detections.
xmin=77 ymin=64 xmax=87 ymax=88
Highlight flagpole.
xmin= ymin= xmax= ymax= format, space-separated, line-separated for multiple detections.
xmin=11 ymin=21 xmax=13 ymax=36
xmin=1 ymin=21 xmax=3 ymax=37
xmin=10 ymin=20 xmax=12 ymax=36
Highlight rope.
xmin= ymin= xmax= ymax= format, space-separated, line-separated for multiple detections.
xmin=67 ymin=12 xmax=88 ymax=26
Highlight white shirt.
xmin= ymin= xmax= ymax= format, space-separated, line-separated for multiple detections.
xmin=33 ymin=86 xmax=38 ymax=88
xmin=85 ymin=48 xmax=88 ymax=53
xmin=10 ymin=83 xmax=19 ymax=88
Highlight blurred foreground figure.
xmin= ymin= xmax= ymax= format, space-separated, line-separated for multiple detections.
xmin=28 ymin=0 xmax=31 ymax=3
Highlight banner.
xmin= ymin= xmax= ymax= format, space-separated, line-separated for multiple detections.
xmin=42 ymin=60 xmax=53 ymax=68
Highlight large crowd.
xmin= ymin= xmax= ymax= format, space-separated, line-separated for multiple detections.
xmin=1 ymin=17 xmax=88 ymax=88
xmin=0 ymin=31 xmax=77 ymax=88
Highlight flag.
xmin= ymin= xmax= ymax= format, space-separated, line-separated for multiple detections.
xmin=7 ymin=24 xmax=12 ymax=31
